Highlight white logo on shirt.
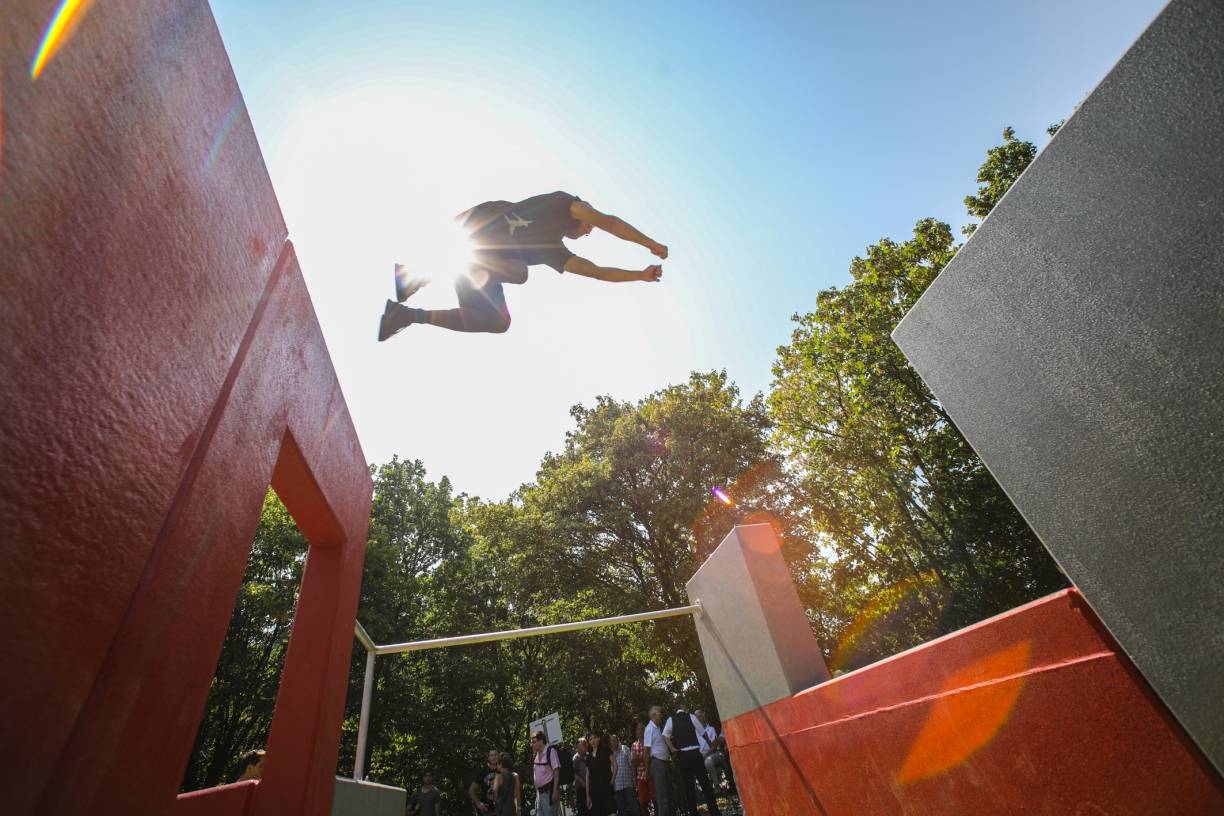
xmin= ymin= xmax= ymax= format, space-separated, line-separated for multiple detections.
xmin=505 ymin=212 xmax=532 ymax=235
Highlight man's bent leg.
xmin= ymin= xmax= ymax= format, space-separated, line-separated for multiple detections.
xmin=412 ymin=274 xmax=511 ymax=333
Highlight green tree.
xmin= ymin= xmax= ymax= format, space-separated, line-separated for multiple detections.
xmin=771 ymin=129 xmax=1068 ymax=669
xmin=181 ymin=490 xmax=306 ymax=791
xmin=964 ymin=123 xmax=1062 ymax=235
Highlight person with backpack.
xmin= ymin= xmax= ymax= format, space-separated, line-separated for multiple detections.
xmin=530 ymin=731 xmax=562 ymax=816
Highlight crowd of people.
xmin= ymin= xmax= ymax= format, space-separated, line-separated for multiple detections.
xmin=406 ymin=704 xmax=739 ymax=816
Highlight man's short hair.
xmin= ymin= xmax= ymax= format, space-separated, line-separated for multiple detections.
xmin=531 ymin=730 xmax=547 ymax=744
xmin=238 ymin=749 xmax=265 ymax=774
xmin=648 ymin=705 xmax=662 ymax=715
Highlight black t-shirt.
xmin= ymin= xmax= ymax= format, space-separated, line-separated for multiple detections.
xmin=410 ymin=786 xmax=441 ymax=816
xmin=471 ymin=766 xmax=498 ymax=814
xmin=459 ymin=191 xmax=583 ymax=273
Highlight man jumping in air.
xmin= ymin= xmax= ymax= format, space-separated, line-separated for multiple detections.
xmin=377 ymin=191 xmax=667 ymax=340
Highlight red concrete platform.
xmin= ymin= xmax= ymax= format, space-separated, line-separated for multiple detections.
xmin=725 ymin=589 xmax=1224 ymax=815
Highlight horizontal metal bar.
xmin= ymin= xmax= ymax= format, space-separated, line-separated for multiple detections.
xmin=354 ymin=619 xmax=376 ymax=653
xmin=375 ymin=602 xmax=703 ymax=656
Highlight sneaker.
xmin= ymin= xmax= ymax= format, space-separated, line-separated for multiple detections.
xmin=378 ymin=299 xmax=416 ymax=342
xmin=394 ymin=263 xmax=429 ymax=302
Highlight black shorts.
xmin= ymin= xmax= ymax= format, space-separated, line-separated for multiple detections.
xmin=456 ymin=249 xmax=527 ymax=320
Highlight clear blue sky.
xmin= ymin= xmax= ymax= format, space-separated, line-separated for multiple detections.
xmin=209 ymin=0 xmax=1164 ymax=499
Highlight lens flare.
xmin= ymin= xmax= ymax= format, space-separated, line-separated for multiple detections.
xmin=30 ymin=0 xmax=97 ymax=80
xmin=896 ymin=640 xmax=1033 ymax=784
xmin=203 ymin=97 xmax=244 ymax=174
xmin=829 ymin=571 xmax=947 ymax=674
xmin=712 ymin=487 xmax=734 ymax=507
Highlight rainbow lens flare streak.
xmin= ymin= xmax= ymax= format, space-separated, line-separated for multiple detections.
xmin=712 ymin=487 xmax=734 ymax=507
xmin=204 ymin=98 xmax=244 ymax=174
xmin=31 ymin=0 xmax=97 ymax=80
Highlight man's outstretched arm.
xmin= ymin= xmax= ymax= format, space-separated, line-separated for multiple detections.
xmin=571 ymin=200 xmax=668 ymax=259
xmin=565 ymin=256 xmax=663 ymax=283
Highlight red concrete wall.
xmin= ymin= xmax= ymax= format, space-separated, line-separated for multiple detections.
xmin=1 ymin=2 xmax=371 ymax=814
xmin=725 ymin=589 xmax=1224 ymax=815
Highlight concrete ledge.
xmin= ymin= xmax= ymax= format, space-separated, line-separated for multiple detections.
xmin=331 ymin=777 xmax=407 ymax=816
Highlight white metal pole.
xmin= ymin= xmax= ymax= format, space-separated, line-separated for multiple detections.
xmin=376 ymin=603 xmax=702 ymax=655
xmin=353 ymin=649 xmax=376 ymax=780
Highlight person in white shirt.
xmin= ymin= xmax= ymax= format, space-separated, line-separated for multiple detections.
xmin=663 ymin=704 xmax=721 ymax=816
xmin=642 ymin=706 xmax=673 ymax=816
xmin=696 ymin=710 xmax=728 ymax=791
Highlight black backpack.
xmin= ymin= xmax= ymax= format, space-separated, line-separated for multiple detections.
xmin=549 ymin=744 xmax=575 ymax=787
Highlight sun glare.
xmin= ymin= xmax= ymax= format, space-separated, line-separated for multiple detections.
xmin=402 ymin=220 xmax=475 ymax=288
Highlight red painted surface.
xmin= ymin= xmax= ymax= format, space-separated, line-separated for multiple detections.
xmin=725 ymin=589 xmax=1224 ymax=815
xmin=1 ymin=2 xmax=371 ymax=814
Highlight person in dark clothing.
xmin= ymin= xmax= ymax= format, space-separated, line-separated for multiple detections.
xmin=408 ymin=773 xmax=441 ymax=816
xmin=663 ymin=706 xmax=722 ymax=816
xmin=469 ymin=749 xmax=501 ymax=816
xmin=493 ymin=752 xmax=521 ymax=816
xmin=587 ymin=731 xmax=616 ymax=816
xmin=378 ymin=191 xmax=667 ymax=340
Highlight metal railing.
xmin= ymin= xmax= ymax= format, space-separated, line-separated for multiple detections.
xmin=350 ymin=602 xmax=703 ymax=780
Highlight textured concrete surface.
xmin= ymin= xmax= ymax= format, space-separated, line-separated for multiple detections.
xmin=725 ymin=590 xmax=1224 ymax=815
xmin=330 ymin=778 xmax=408 ymax=816
xmin=0 ymin=1 xmax=372 ymax=814
xmin=686 ymin=524 xmax=830 ymax=721
xmin=892 ymin=0 xmax=1224 ymax=774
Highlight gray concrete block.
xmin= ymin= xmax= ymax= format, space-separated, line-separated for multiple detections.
xmin=892 ymin=0 xmax=1224 ymax=774
xmin=687 ymin=524 xmax=829 ymax=721
xmin=331 ymin=777 xmax=407 ymax=816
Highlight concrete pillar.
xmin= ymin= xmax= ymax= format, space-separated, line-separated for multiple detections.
xmin=686 ymin=524 xmax=829 ymax=720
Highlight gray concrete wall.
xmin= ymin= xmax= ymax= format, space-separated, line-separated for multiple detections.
xmin=892 ymin=0 xmax=1224 ymax=774
xmin=331 ymin=777 xmax=407 ymax=816
xmin=686 ymin=524 xmax=829 ymax=721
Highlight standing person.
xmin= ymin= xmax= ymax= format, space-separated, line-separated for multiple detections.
xmin=408 ymin=773 xmax=441 ymax=816
xmin=663 ymin=704 xmax=722 ymax=816
xmin=630 ymin=722 xmax=655 ymax=816
xmin=588 ymin=731 xmax=615 ymax=816
xmin=378 ymin=191 xmax=667 ymax=341
xmin=609 ymin=734 xmax=641 ymax=816
xmin=573 ymin=738 xmax=593 ymax=816
xmin=695 ymin=711 xmax=725 ymax=791
xmin=493 ymin=753 xmax=521 ymax=816
xmin=643 ymin=707 xmax=673 ymax=816
xmin=530 ymin=731 xmax=561 ymax=816
xmin=469 ymin=749 xmax=501 ymax=816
